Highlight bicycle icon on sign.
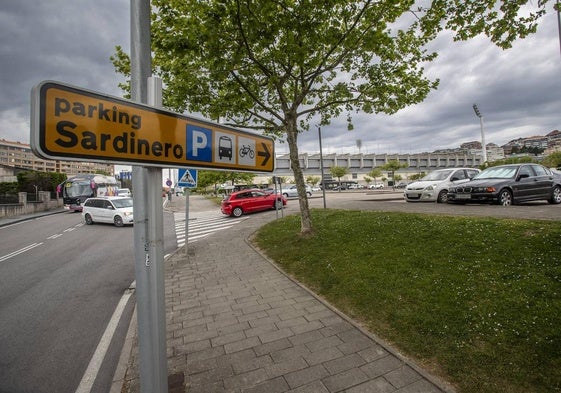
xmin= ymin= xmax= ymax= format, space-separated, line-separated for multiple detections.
xmin=239 ymin=144 xmax=255 ymax=159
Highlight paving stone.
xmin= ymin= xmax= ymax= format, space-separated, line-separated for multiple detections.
xmin=305 ymin=335 xmax=344 ymax=353
xmin=224 ymin=336 xmax=261 ymax=354
xmin=286 ymin=380 xmax=329 ymax=393
xmin=285 ymin=364 xmax=330 ymax=389
xmin=223 ymin=368 xmax=269 ymax=391
xmin=394 ymin=379 xmax=442 ymax=393
xmin=259 ymin=327 xmax=295 ymax=344
xmin=270 ymin=345 xmax=311 ymax=364
xmin=360 ymin=355 xmax=403 ymax=379
xmin=244 ymin=377 xmax=290 ymax=393
xmin=321 ymin=368 xmax=369 ymax=392
xmin=288 ymin=330 xmax=324 ymax=346
xmin=303 ymin=346 xmax=344 ymax=366
xmin=385 ymin=365 xmax=422 ymax=389
xmin=357 ymin=344 xmax=388 ymax=362
xmin=188 ymin=365 xmax=234 ymax=387
xmin=265 ymin=357 xmax=308 ymax=379
xmin=323 ymin=353 xmax=366 ymax=375
xmin=254 ymin=338 xmax=293 ymax=357
xmin=211 ymin=330 xmax=247 ymax=347
xmin=345 ymin=377 xmax=395 ymax=393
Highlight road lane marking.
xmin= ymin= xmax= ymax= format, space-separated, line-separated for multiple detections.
xmin=75 ymin=288 xmax=133 ymax=393
xmin=0 ymin=242 xmax=43 ymax=262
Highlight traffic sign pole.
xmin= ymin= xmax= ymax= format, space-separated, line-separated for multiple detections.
xmin=185 ymin=189 xmax=190 ymax=259
xmin=177 ymin=168 xmax=197 ymax=259
xmin=131 ymin=1 xmax=168 ymax=392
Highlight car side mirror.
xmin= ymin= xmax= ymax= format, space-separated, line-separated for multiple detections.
xmin=450 ymin=177 xmax=460 ymax=181
xmin=517 ymin=173 xmax=530 ymax=181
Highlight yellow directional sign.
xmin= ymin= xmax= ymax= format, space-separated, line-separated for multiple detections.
xmin=31 ymin=81 xmax=275 ymax=172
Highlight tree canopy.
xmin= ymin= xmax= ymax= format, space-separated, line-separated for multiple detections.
xmin=113 ymin=0 xmax=551 ymax=234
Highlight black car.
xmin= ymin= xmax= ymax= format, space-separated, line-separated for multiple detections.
xmin=447 ymin=163 xmax=561 ymax=206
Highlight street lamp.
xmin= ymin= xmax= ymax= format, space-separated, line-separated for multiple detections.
xmin=472 ymin=104 xmax=488 ymax=164
xmin=317 ymin=126 xmax=327 ymax=209
xmin=557 ymin=0 xmax=561 ymax=57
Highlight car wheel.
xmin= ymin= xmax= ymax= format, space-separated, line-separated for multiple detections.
xmin=232 ymin=207 xmax=243 ymax=217
xmin=497 ymin=189 xmax=513 ymax=206
xmin=114 ymin=215 xmax=124 ymax=227
xmin=437 ymin=190 xmax=448 ymax=203
xmin=306 ymin=192 xmax=312 ymax=197
xmin=283 ymin=193 xmax=289 ymax=198
xmin=84 ymin=213 xmax=94 ymax=225
xmin=549 ymin=185 xmax=561 ymax=204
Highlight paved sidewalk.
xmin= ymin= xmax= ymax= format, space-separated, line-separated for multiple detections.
xmin=120 ymin=194 xmax=454 ymax=393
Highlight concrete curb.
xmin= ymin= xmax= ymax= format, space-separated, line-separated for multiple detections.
xmin=245 ymin=234 xmax=457 ymax=393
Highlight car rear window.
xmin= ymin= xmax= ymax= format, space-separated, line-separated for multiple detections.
xmin=112 ymin=198 xmax=133 ymax=208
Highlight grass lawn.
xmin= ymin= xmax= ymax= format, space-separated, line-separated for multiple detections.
xmin=253 ymin=209 xmax=561 ymax=393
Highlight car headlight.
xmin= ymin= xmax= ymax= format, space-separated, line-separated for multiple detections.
xmin=123 ymin=211 xmax=133 ymax=216
xmin=425 ymin=185 xmax=435 ymax=191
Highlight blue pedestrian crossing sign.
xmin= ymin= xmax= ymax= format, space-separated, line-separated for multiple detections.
xmin=178 ymin=169 xmax=198 ymax=188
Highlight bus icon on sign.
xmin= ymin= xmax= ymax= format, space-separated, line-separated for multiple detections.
xmin=218 ymin=136 xmax=233 ymax=160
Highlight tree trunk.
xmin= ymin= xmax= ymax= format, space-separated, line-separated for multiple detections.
xmin=285 ymin=121 xmax=313 ymax=235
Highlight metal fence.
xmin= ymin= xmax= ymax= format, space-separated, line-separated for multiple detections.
xmin=0 ymin=192 xmax=60 ymax=205
xmin=0 ymin=194 xmax=19 ymax=204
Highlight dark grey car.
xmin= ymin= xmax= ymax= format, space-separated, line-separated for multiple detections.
xmin=447 ymin=164 xmax=561 ymax=206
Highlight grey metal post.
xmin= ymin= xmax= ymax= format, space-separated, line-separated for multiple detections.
xmin=131 ymin=1 xmax=168 ymax=392
xmin=185 ymin=188 xmax=190 ymax=259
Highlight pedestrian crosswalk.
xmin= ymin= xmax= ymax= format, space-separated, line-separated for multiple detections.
xmin=173 ymin=211 xmax=248 ymax=248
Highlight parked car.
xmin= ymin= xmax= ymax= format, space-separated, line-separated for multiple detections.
xmin=279 ymin=184 xmax=313 ymax=198
xmin=368 ymin=182 xmax=384 ymax=189
xmin=82 ymin=196 xmax=134 ymax=227
xmin=117 ymin=188 xmax=131 ymax=197
xmin=447 ymin=163 xmax=561 ymax=206
xmin=404 ymin=168 xmax=480 ymax=203
xmin=394 ymin=182 xmax=410 ymax=189
xmin=221 ymin=189 xmax=287 ymax=217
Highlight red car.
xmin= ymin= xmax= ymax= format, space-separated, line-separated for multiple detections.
xmin=221 ymin=189 xmax=287 ymax=217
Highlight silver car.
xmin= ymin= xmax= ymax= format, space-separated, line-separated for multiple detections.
xmin=279 ymin=184 xmax=313 ymax=198
xmin=404 ymin=168 xmax=480 ymax=203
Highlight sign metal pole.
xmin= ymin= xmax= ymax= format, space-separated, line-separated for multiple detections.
xmin=185 ymin=189 xmax=190 ymax=258
xmin=131 ymin=1 xmax=168 ymax=392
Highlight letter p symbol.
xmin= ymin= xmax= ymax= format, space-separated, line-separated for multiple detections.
xmin=186 ymin=125 xmax=212 ymax=162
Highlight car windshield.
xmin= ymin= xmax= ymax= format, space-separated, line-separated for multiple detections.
xmin=475 ymin=167 xmax=517 ymax=180
xmin=422 ymin=170 xmax=453 ymax=181
xmin=112 ymin=198 xmax=133 ymax=208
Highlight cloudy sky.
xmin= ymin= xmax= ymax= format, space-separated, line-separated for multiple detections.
xmin=1 ymin=1 xmax=560 ymax=159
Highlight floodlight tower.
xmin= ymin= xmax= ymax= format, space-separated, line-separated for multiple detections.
xmin=472 ymin=104 xmax=488 ymax=164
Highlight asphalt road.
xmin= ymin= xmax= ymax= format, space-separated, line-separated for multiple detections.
xmin=0 ymin=210 xmax=176 ymax=393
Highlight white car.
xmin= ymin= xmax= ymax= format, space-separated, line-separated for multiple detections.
xmin=279 ymin=184 xmax=313 ymax=197
xmin=117 ymin=188 xmax=131 ymax=197
xmin=82 ymin=196 xmax=134 ymax=227
xmin=368 ymin=182 xmax=384 ymax=189
xmin=404 ymin=168 xmax=480 ymax=203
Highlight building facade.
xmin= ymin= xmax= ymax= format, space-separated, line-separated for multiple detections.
xmin=254 ymin=151 xmax=483 ymax=185
xmin=0 ymin=139 xmax=114 ymax=177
